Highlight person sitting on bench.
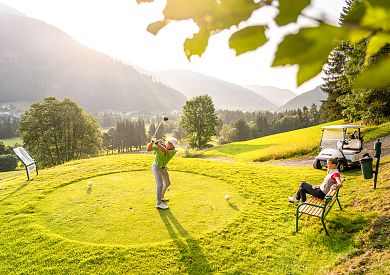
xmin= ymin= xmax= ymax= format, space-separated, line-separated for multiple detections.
xmin=288 ymin=158 xmax=343 ymax=203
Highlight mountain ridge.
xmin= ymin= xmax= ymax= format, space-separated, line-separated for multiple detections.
xmin=157 ymin=70 xmax=277 ymax=111
xmin=279 ymin=86 xmax=327 ymax=110
xmin=0 ymin=11 xmax=186 ymax=113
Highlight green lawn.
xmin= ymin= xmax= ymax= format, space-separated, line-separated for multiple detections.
xmin=0 ymin=136 xmax=22 ymax=147
xmin=203 ymin=121 xmax=390 ymax=162
xmin=0 ymin=154 xmax=388 ymax=273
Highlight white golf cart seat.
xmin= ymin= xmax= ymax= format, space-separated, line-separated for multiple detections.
xmin=343 ymin=139 xmax=362 ymax=154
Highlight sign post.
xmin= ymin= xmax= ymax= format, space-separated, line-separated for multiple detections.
xmin=13 ymin=147 xmax=38 ymax=180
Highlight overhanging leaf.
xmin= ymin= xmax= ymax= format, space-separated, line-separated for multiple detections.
xmin=348 ymin=29 xmax=372 ymax=44
xmin=362 ymin=5 xmax=390 ymax=31
xmin=273 ymin=24 xmax=348 ymax=86
xmin=136 ymin=0 xmax=154 ymax=3
xmin=212 ymin=0 xmax=260 ymax=30
xmin=275 ymin=0 xmax=310 ymax=26
xmin=367 ymin=0 xmax=390 ymax=9
xmin=273 ymin=24 xmax=348 ymax=66
xmin=184 ymin=28 xmax=210 ymax=60
xmin=229 ymin=25 xmax=267 ymax=55
xmin=147 ymin=20 xmax=168 ymax=35
xmin=163 ymin=0 xmax=217 ymax=20
xmin=343 ymin=2 xmax=366 ymax=25
xmin=356 ymin=57 xmax=390 ymax=89
xmin=297 ymin=62 xmax=324 ymax=86
xmin=366 ymin=33 xmax=390 ymax=59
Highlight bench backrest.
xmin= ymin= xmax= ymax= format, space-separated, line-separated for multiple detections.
xmin=344 ymin=139 xmax=362 ymax=150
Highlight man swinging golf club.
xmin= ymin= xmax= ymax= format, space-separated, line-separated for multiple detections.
xmin=147 ymin=136 xmax=178 ymax=210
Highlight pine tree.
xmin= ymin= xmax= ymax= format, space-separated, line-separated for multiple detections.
xmin=321 ymin=41 xmax=351 ymax=121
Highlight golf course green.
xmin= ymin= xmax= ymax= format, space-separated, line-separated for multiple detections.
xmin=0 ymin=121 xmax=389 ymax=273
xmin=35 ymin=170 xmax=242 ymax=245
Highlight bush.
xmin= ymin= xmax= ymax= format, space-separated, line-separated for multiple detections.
xmin=0 ymin=154 xmax=18 ymax=172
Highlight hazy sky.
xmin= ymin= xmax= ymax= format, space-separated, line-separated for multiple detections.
xmin=2 ymin=0 xmax=345 ymax=94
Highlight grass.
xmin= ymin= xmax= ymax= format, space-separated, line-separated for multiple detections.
xmin=0 ymin=154 xmax=389 ymax=273
xmin=0 ymin=136 xmax=22 ymax=147
xmin=362 ymin=121 xmax=390 ymax=141
xmin=203 ymin=121 xmax=342 ymax=162
xmin=203 ymin=120 xmax=390 ymax=162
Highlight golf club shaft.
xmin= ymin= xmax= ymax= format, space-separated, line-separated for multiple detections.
xmin=154 ymin=121 xmax=163 ymax=138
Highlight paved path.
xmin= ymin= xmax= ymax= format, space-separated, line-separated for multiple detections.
xmin=265 ymin=135 xmax=390 ymax=167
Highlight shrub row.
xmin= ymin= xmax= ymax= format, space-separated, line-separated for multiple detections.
xmin=0 ymin=154 xmax=18 ymax=172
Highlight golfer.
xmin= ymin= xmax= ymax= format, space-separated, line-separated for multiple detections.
xmin=147 ymin=137 xmax=178 ymax=209
xmin=288 ymin=158 xmax=343 ymax=203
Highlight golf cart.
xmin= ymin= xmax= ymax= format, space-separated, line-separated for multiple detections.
xmin=313 ymin=125 xmax=369 ymax=171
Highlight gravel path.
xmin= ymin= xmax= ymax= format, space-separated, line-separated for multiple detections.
xmin=265 ymin=135 xmax=390 ymax=167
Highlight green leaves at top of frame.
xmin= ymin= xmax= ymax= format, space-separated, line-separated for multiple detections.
xmin=184 ymin=27 xmax=210 ymax=59
xmin=161 ymin=0 xmax=261 ymax=58
xmin=356 ymin=56 xmax=390 ymax=89
xmin=136 ymin=0 xmax=154 ymax=3
xmin=275 ymin=0 xmax=311 ymax=26
xmin=229 ymin=26 xmax=267 ymax=55
xmin=273 ymin=24 xmax=348 ymax=85
xmin=344 ymin=0 xmax=390 ymax=31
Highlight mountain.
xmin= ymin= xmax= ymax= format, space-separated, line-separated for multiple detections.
xmin=0 ymin=10 xmax=186 ymax=112
xmin=0 ymin=3 xmax=24 ymax=16
xmin=279 ymin=86 xmax=327 ymax=110
xmin=246 ymin=85 xmax=296 ymax=107
xmin=157 ymin=70 xmax=277 ymax=111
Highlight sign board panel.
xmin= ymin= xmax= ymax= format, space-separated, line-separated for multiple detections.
xmin=27 ymin=163 xmax=36 ymax=173
xmin=13 ymin=147 xmax=38 ymax=180
xmin=13 ymin=147 xmax=35 ymax=166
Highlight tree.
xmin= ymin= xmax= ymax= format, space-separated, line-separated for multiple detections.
xmin=218 ymin=124 xmax=239 ymax=144
xmin=308 ymin=104 xmax=320 ymax=125
xmin=137 ymin=0 xmax=390 ymax=89
xmin=180 ymin=95 xmax=218 ymax=149
xmin=147 ymin=122 xmax=156 ymax=140
xmin=234 ymin=119 xmax=252 ymax=141
xmin=254 ymin=113 xmax=270 ymax=138
xmin=321 ymin=41 xmax=352 ymax=120
xmin=19 ymin=97 xmax=102 ymax=167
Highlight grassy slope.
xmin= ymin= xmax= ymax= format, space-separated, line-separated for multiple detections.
xmin=0 ymin=154 xmax=389 ymax=274
xmin=0 ymin=136 xmax=22 ymax=147
xmin=203 ymin=121 xmax=390 ymax=162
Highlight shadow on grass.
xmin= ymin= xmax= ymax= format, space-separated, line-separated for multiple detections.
xmin=158 ymin=210 xmax=212 ymax=274
xmin=228 ymin=203 xmax=239 ymax=211
xmin=318 ymin=213 xmax=371 ymax=252
xmin=368 ymin=214 xmax=389 ymax=249
xmin=0 ymin=181 xmax=29 ymax=202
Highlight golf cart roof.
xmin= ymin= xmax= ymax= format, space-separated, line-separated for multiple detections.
xmin=321 ymin=125 xmax=365 ymax=129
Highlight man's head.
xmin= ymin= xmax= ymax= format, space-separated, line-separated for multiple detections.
xmin=167 ymin=137 xmax=178 ymax=150
xmin=327 ymin=158 xmax=338 ymax=169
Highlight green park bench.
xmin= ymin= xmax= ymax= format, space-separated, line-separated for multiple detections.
xmin=295 ymin=188 xmax=342 ymax=235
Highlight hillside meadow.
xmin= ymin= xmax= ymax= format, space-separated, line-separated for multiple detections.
xmin=0 ymin=152 xmax=389 ymax=274
xmin=203 ymin=121 xmax=390 ymax=162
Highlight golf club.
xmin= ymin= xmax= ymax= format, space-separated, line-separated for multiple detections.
xmin=153 ymin=117 xmax=168 ymax=139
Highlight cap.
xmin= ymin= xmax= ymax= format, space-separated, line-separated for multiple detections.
xmin=167 ymin=137 xmax=178 ymax=147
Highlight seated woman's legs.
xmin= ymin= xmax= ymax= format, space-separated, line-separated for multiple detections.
xmin=296 ymin=182 xmax=325 ymax=202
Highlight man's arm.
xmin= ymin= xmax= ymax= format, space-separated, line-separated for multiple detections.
xmin=146 ymin=140 xmax=154 ymax=152
xmin=156 ymin=142 xmax=170 ymax=156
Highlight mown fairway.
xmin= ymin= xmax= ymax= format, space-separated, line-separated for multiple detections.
xmin=0 ymin=153 xmax=389 ymax=274
xmin=204 ymin=121 xmax=390 ymax=162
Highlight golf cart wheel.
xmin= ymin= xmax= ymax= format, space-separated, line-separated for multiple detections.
xmin=313 ymin=159 xmax=322 ymax=169
xmin=337 ymin=161 xmax=346 ymax=172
